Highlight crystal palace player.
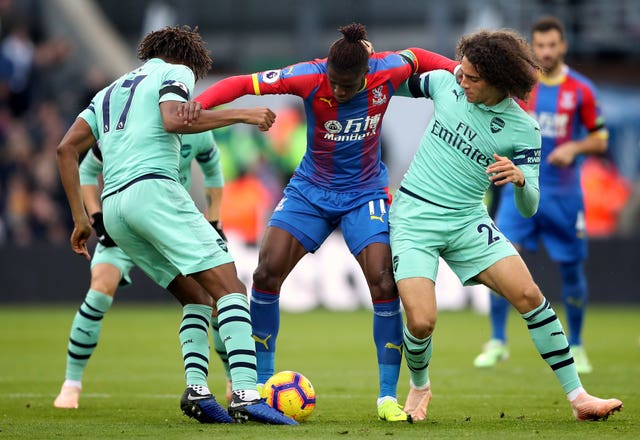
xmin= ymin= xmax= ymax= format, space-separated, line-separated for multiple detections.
xmin=188 ymin=22 xmax=458 ymax=422
xmin=474 ymin=16 xmax=608 ymax=375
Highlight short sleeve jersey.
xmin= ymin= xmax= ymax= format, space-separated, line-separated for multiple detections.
xmin=402 ymin=70 xmax=541 ymax=209
xmin=78 ymin=58 xmax=194 ymax=197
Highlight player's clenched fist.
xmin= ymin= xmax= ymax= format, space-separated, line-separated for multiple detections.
xmin=245 ymin=107 xmax=276 ymax=131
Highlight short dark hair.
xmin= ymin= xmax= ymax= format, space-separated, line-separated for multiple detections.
xmin=327 ymin=22 xmax=370 ymax=74
xmin=137 ymin=25 xmax=212 ymax=81
xmin=456 ymin=29 xmax=539 ymax=101
xmin=531 ymin=16 xmax=565 ymax=40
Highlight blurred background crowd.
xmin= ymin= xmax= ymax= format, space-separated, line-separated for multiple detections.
xmin=1 ymin=0 xmax=640 ymax=249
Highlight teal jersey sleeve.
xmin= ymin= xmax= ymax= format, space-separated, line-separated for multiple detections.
xmin=197 ymin=133 xmax=224 ymax=189
xmin=79 ymin=146 xmax=103 ymax=186
xmin=158 ymin=65 xmax=194 ymax=104
xmin=398 ymin=64 xmax=461 ymax=98
xmin=78 ymin=106 xmax=99 ymax=140
xmin=179 ymin=131 xmax=223 ymax=190
xmin=514 ymin=177 xmax=539 ymax=217
xmin=510 ymin=121 xmax=541 ymax=217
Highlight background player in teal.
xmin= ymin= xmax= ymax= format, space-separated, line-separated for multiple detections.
xmin=56 ymin=26 xmax=296 ymax=425
xmin=390 ymin=29 xmax=622 ymax=422
xmin=475 ymin=16 xmax=608 ymax=374
xmin=54 ymin=131 xmax=233 ymax=409
xmin=189 ymin=23 xmax=458 ymax=423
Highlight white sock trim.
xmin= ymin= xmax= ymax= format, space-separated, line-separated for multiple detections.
xmin=62 ymin=379 xmax=82 ymax=389
xmin=567 ymin=386 xmax=585 ymax=402
xmin=410 ymin=379 xmax=430 ymax=390
xmin=377 ymin=396 xmax=398 ymax=406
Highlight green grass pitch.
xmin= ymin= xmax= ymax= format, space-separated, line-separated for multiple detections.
xmin=1 ymin=304 xmax=638 ymax=439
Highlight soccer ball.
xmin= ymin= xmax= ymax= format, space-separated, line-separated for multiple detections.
xmin=261 ymin=370 xmax=316 ymax=422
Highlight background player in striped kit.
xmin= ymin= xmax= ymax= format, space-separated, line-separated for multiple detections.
xmin=57 ymin=25 xmax=296 ymax=425
xmin=54 ymin=131 xmax=233 ymax=409
xmin=474 ymin=16 xmax=608 ymax=374
xmin=188 ymin=22 xmax=458 ymax=422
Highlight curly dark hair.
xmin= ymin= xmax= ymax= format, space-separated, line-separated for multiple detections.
xmin=137 ymin=25 xmax=212 ymax=81
xmin=327 ymin=22 xmax=370 ymax=74
xmin=456 ymin=29 xmax=539 ymax=100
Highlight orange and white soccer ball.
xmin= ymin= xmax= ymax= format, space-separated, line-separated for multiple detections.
xmin=261 ymin=370 xmax=316 ymax=422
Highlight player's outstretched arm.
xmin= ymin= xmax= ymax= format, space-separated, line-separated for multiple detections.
xmin=161 ymin=100 xmax=276 ymax=133
xmin=404 ymin=47 xmax=459 ymax=74
xmin=195 ymin=74 xmax=256 ymax=110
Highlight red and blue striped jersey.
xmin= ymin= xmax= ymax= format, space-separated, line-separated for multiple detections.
xmin=523 ymin=66 xmax=607 ymax=195
xmin=196 ymin=49 xmax=457 ymax=191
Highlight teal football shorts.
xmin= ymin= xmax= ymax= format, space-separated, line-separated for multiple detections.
xmin=103 ymin=178 xmax=232 ymax=288
xmin=390 ymin=189 xmax=518 ymax=286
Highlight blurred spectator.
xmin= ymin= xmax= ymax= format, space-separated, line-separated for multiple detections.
xmin=2 ymin=21 xmax=34 ymax=117
xmin=581 ymin=156 xmax=631 ymax=237
xmin=0 ymin=0 xmax=71 ymax=246
xmin=220 ymin=173 xmax=273 ymax=246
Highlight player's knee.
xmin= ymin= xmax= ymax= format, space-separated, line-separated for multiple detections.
xmin=89 ymin=276 xmax=119 ymax=296
xmin=368 ymin=270 xmax=397 ymax=301
xmin=90 ymin=264 xmax=122 ymax=296
xmin=558 ymin=261 xmax=584 ymax=286
xmin=252 ymin=264 xmax=282 ymax=292
xmin=511 ymin=282 xmax=543 ymax=313
xmin=406 ymin=313 xmax=436 ymax=339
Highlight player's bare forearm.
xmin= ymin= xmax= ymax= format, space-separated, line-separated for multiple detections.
xmin=58 ymin=151 xmax=91 ymax=259
xmin=81 ymin=185 xmax=101 ymax=216
xmin=548 ymin=135 xmax=607 ymax=167
xmin=57 ymin=121 xmax=95 ymax=224
xmin=205 ymin=187 xmax=223 ymax=221
xmin=163 ymin=101 xmax=276 ymax=132
xmin=58 ymin=148 xmax=86 ymax=222
xmin=57 ymin=119 xmax=96 ymax=259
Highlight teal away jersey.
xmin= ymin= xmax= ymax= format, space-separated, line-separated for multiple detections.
xmin=78 ymin=58 xmax=195 ymax=198
xmin=402 ymin=70 xmax=541 ymax=209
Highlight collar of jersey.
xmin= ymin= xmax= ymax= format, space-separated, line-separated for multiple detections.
xmin=538 ymin=64 xmax=568 ymax=86
xmin=357 ymin=78 xmax=368 ymax=94
xmin=474 ymin=97 xmax=510 ymax=113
